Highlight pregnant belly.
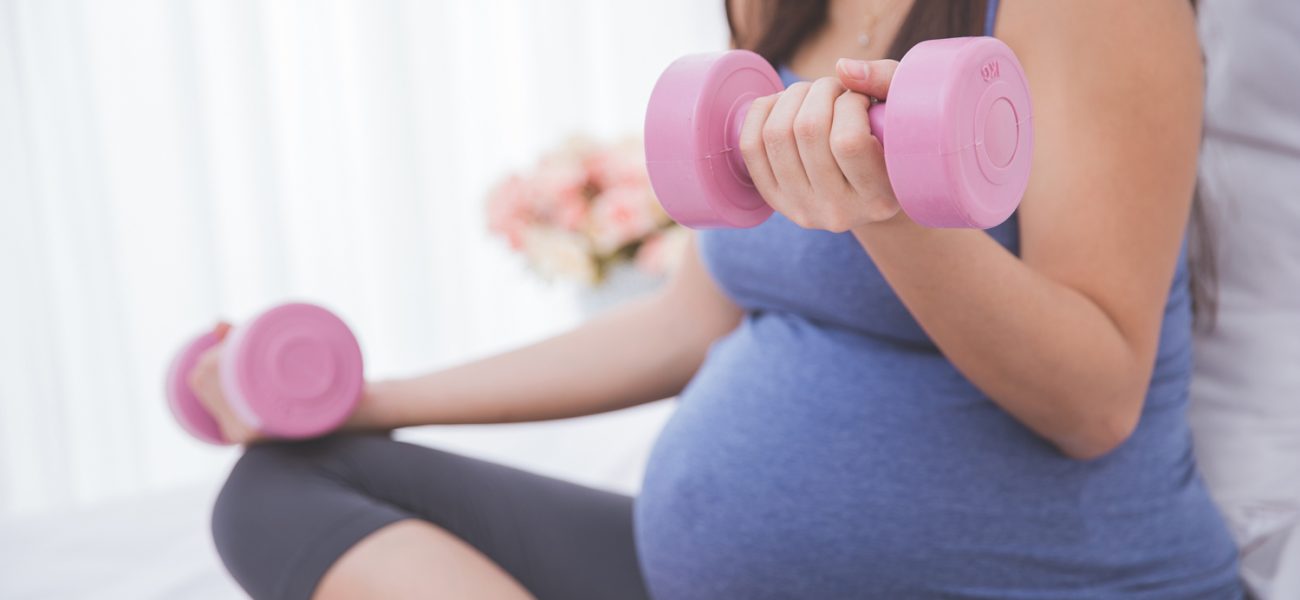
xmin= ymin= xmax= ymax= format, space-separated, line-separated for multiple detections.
xmin=634 ymin=314 xmax=1015 ymax=598
xmin=632 ymin=313 xmax=1236 ymax=599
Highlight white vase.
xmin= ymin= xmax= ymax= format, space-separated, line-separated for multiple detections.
xmin=577 ymin=264 xmax=664 ymax=318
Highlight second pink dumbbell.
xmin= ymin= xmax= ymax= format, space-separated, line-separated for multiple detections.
xmin=644 ymin=37 xmax=1034 ymax=229
xmin=165 ymin=303 xmax=364 ymax=445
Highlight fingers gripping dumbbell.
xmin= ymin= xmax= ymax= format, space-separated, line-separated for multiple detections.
xmin=165 ymin=303 xmax=364 ymax=445
xmin=644 ymin=37 xmax=1033 ymax=229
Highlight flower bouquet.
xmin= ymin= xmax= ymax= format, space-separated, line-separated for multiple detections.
xmin=486 ymin=135 xmax=689 ymax=286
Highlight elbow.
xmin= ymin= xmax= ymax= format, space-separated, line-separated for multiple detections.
xmin=1053 ymin=397 xmax=1143 ymax=462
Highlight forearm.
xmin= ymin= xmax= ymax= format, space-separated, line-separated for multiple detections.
xmin=852 ymin=217 xmax=1148 ymax=459
xmin=352 ymin=290 xmax=725 ymax=430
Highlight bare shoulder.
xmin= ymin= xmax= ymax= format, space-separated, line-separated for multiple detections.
xmin=993 ymin=0 xmax=1205 ymax=207
xmin=996 ymin=0 xmax=1203 ymax=107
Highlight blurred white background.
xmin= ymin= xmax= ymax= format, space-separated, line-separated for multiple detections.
xmin=2 ymin=1 xmax=1299 ymax=599
xmin=0 ymin=0 xmax=726 ymax=525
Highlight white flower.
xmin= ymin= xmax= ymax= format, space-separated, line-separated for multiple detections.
xmin=523 ymin=228 xmax=598 ymax=285
xmin=635 ymin=225 xmax=692 ymax=276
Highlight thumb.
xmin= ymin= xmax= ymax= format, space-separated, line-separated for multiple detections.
xmin=212 ymin=321 xmax=232 ymax=341
xmin=836 ymin=58 xmax=899 ymax=100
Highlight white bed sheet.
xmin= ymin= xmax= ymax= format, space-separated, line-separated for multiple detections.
xmin=0 ymin=401 xmax=675 ymax=600
xmin=0 ymin=483 xmax=241 ymax=600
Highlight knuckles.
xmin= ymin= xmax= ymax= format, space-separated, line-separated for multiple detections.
xmin=761 ymin=121 xmax=790 ymax=147
xmin=742 ymin=95 xmax=776 ymax=153
xmin=829 ymin=91 xmax=876 ymax=159
xmin=785 ymin=81 xmax=813 ymax=96
xmin=810 ymin=76 xmax=844 ymax=95
xmin=784 ymin=207 xmax=814 ymax=230
xmin=834 ymin=89 xmax=870 ymax=111
xmin=790 ymin=78 xmax=842 ymax=143
xmin=815 ymin=205 xmax=856 ymax=233
xmin=779 ymin=202 xmax=854 ymax=233
xmin=829 ymin=131 xmax=872 ymax=159
xmin=777 ymin=192 xmax=898 ymax=233
xmin=823 ymin=211 xmax=854 ymax=233
xmin=864 ymin=197 xmax=903 ymax=223
xmin=791 ymin=116 xmax=823 ymax=143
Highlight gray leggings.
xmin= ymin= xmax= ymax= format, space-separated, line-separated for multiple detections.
xmin=211 ymin=434 xmax=651 ymax=600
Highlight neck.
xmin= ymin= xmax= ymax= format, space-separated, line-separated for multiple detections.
xmin=789 ymin=0 xmax=913 ymax=80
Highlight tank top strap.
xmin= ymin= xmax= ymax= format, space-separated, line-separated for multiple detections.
xmin=984 ymin=0 xmax=1001 ymax=37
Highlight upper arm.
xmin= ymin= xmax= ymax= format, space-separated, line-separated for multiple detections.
xmin=999 ymin=0 xmax=1204 ymax=371
xmin=658 ymin=235 xmax=744 ymax=344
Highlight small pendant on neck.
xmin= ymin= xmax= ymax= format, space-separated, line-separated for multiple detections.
xmin=857 ymin=32 xmax=871 ymax=47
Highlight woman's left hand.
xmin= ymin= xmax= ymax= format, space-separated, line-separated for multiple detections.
xmin=739 ymin=58 xmax=903 ymax=232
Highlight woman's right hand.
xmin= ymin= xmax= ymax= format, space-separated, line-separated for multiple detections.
xmin=187 ymin=322 xmax=266 ymax=445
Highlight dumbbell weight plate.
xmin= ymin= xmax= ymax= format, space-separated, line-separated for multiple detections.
xmin=645 ymin=50 xmax=784 ymax=229
xmin=883 ymin=37 xmax=1033 ymax=228
xmin=219 ymin=303 xmax=363 ymax=440
xmin=165 ymin=330 xmax=231 ymax=445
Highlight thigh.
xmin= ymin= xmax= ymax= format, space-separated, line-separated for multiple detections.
xmin=328 ymin=434 xmax=649 ymax=600
xmin=215 ymin=434 xmax=649 ymax=600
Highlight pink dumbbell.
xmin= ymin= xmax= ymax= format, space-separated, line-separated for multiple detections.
xmin=165 ymin=303 xmax=364 ymax=445
xmin=644 ymin=37 xmax=1033 ymax=229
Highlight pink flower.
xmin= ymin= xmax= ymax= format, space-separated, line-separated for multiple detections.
xmin=534 ymin=155 xmax=587 ymax=203
xmin=587 ymin=137 xmax=649 ymax=190
xmin=486 ymin=134 xmax=671 ymax=286
xmin=530 ymin=137 xmax=599 ymax=232
xmin=486 ymin=175 xmax=538 ymax=250
xmin=532 ymin=165 xmax=589 ymax=232
xmin=588 ymin=184 xmax=669 ymax=254
xmin=636 ymin=226 xmax=691 ymax=275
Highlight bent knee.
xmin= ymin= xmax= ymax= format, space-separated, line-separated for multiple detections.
xmin=212 ymin=434 xmax=394 ymax=540
xmin=211 ymin=434 xmax=400 ymax=598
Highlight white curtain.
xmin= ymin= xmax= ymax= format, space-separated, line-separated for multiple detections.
xmin=0 ymin=0 xmax=728 ymax=517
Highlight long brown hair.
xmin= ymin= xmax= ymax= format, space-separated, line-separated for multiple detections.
xmin=724 ymin=0 xmax=1216 ymax=327
xmin=726 ymin=0 xmax=988 ymax=64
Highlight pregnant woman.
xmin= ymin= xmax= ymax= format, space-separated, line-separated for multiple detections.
xmin=202 ymin=0 xmax=1242 ymax=598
